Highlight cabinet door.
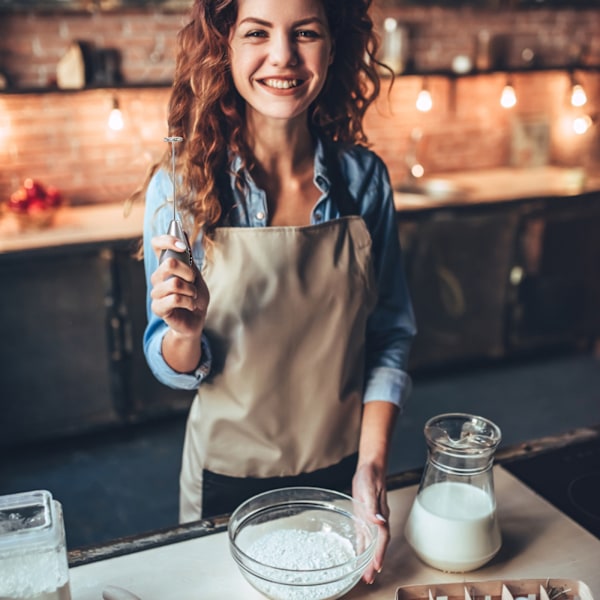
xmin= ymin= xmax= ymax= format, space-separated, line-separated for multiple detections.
xmin=506 ymin=195 xmax=600 ymax=352
xmin=0 ymin=248 xmax=120 ymax=445
xmin=398 ymin=206 xmax=518 ymax=370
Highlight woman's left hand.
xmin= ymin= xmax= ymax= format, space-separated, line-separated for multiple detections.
xmin=352 ymin=461 xmax=390 ymax=585
xmin=352 ymin=400 xmax=399 ymax=585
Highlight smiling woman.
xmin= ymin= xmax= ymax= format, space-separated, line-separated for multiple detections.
xmin=130 ymin=0 xmax=416 ymax=586
xmin=228 ymin=0 xmax=334 ymax=126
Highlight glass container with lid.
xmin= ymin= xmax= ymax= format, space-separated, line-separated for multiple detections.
xmin=0 ymin=489 xmax=71 ymax=600
xmin=404 ymin=413 xmax=502 ymax=572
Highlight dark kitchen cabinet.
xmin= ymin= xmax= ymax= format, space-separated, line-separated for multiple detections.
xmin=398 ymin=205 xmax=519 ymax=370
xmin=0 ymin=241 xmax=191 ymax=446
xmin=112 ymin=246 xmax=193 ymax=418
xmin=505 ymin=193 xmax=600 ymax=354
xmin=0 ymin=246 xmax=118 ymax=444
xmin=397 ymin=191 xmax=600 ymax=372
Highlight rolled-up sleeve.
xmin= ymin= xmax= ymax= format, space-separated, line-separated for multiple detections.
xmin=350 ymin=154 xmax=417 ymax=410
xmin=142 ymin=169 xmax=212 ymax=390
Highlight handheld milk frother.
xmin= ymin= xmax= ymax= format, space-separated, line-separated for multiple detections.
xmin=159 ymin=135 xmax=193 ymax=267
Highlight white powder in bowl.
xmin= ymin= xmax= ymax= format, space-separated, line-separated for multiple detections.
xmin=244 ymin=528 xmax=359 ymax=599
xmin=248 ymin=528 xmax=356 ymax=570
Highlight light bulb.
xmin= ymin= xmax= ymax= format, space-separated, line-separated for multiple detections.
xmin=384 ymin=17 xmax=398 ymax=33
xmin=410 ymin=163 xmax=425 ymax=178
xmin=500 ymin=84 xmax=517 ymax=109
xmin=570 ymin=83 xmax=587 ymax=108
xmin=573 ymin=115 xmax=592 ymax=135
xmin=0 ymin=105 xmax=10 ymax=148
xmin=416 ymin=88 xmax=433 ymax=112
xmin=108 ymin=97 xmax=124 ymax=131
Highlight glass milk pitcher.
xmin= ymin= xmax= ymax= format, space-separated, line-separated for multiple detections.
xmin=404 ymin=413 xmax=502 ymax=572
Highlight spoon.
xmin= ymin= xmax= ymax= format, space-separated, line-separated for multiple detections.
xmin=102 ymin=585 xmax=142 ymax=600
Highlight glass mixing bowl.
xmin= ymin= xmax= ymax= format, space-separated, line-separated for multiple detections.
xmin=228 ymin=487 xmax=378 ymax=600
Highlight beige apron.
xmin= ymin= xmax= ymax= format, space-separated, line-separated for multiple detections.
xmin=179 ymin=216 xmax=378 ymax=522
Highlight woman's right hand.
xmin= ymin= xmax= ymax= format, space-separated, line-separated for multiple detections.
xmin=150 ymin=234 xmax=210 ymax=340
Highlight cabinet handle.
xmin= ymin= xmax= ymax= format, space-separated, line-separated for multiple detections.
xmin=109 ymin=315 xmax=122 ymax=361
xmin=121 ymin=309 xmax=133 ymax=355
xmin=510 ymin=265 xmax=524 ymax=285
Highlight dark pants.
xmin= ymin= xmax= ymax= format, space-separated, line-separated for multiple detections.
xmin=201 ymin=453 xmax=358 ymax=518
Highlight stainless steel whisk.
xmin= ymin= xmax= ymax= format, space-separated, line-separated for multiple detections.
xmin=159 ymin=135 xmax=193 ymax=266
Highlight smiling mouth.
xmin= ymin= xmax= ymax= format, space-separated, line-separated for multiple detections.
xmin=261 ymin=78 xmax=302 ymax=90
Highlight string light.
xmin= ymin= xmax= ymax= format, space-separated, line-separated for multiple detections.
xmin=416 ymin=79 xmax=433 ymax=112
xmin=570 ymin=83 xmax=587 ymax=108
xmin=500 ymin=78 xmax=517 ymax=109
xmin=0 ymin=100 xmax=10 ymax=149
xmin=410 ymin=163 xmax=425 ymax=178
xmin=108 ymin=96 xmax=124 ymax=131
xmin=572 ymin=115 xmax=593 ymax=135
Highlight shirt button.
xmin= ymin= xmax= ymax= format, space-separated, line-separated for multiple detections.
xmin=256 ymin=211 xmax=265 ymax=220
xmin=314 ymin=212 xmax=323 ymax=222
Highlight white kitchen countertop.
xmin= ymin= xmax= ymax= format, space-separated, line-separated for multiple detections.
xmin=68 ymin=467 xmax=600 ymax=600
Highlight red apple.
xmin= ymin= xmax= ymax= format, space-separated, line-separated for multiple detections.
xmin=23 ymin=178 xmax=46 ymax=201
xmin=45 ymin=186 xmax=62 ymax=208
xmin=27 ymin=198 xmax=48 ymax=215
xmin=8 ymin=188 xmax=30 ymax=213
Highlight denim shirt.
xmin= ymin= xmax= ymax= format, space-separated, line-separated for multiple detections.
xmin=143 ymin=138 xmax=417 ymax=409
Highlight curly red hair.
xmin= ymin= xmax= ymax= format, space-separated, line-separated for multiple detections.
xmin=156 ymin=0 xmax=387 ymax=241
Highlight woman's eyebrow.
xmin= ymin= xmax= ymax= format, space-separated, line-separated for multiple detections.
xmin=238 ymin=17 xmax=271 ymax=27
xmin=237 ymin=16 xmax=326 ymax=28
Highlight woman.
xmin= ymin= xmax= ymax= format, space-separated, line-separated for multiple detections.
xmin=142 ymin=0 xmax=416 ymax=583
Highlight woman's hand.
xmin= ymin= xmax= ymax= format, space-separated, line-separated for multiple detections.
xmin=353 ymin=400 xmax=399 ymax=585
xmin=150 ymin=234 xmax=210 ymax=372
xmin=352 ymin=460 xmax=390 ymax=585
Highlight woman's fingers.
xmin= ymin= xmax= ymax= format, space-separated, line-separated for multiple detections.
xmin=151 ymin=233 xmax=198 ymax=287
xmin=151 ymin=233 xmax=187 ymax=256
xmin=151 ymin=267 xmax=197 ymax=297
xmin=352 ymin=463 xmax=391 ymax=585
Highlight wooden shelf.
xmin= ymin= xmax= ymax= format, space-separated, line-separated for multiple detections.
xmin=0 ymin=81 xmax=172 ymax=95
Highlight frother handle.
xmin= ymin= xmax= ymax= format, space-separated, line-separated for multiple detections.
xmin=159 ymin=219 xmax=192 ymax=266
xmin=159 ymin=247 xmax=191 ymax=265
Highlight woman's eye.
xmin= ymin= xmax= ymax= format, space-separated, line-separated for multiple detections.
xmin=295 ymin=29 xmax=319 ymax=39
xmin=246 ymin=29 xmax=267 ymax=38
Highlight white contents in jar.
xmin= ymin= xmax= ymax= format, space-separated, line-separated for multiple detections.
xmin=404 ymin=481 xmax=501 ymax=572
xmin=0 ymin=584 xmax=72 ymax=600
xmin=0 ymin=548 xmax=71 ymax=600
xmin=245 ymin=528 xmax=357 ymax=600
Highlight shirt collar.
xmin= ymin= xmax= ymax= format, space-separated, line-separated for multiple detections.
xmin=228 ymin=137 xmax=332 ymax=193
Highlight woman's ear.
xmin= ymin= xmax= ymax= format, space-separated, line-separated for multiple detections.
xmin=329 ymin=42 xmax=335 ymax=66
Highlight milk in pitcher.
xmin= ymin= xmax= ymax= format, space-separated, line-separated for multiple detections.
xmin=404 ymin=480 xmax=501 ymax=572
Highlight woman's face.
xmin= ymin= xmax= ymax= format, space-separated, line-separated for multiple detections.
xmin=228 ymin=0 xmax=333 ymax=124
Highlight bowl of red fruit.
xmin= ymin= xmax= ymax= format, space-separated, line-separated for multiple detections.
xmin=5 ymin=178 xmax=63 ymax=231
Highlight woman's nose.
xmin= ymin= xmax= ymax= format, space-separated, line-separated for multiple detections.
xmin=269 ymin=33 xmax=298 ymax=66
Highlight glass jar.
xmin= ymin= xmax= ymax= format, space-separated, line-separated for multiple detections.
xmin=381 ymin=18 xmax=410 ymax=75
xmin=0 ymin=490 xmax=72 ymax=600
xmin=404 ymin=413 xmax=502 ymax=572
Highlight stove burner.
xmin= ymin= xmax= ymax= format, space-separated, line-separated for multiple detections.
xmin=504 ymin=434 xmax=600 ymax=539
xmin=568 ymin=471 xmax=600 ymax=522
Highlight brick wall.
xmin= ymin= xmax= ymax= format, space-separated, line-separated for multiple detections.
xmin=0 ymin=87 xmax=170 ymax=205
xmin=368 ymin=69 xmax=600 ymax=185
xmin=0 ymin=11 xmax=185 ymax=89
xmin=0 ymin=5 xmax=599 ymax=206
